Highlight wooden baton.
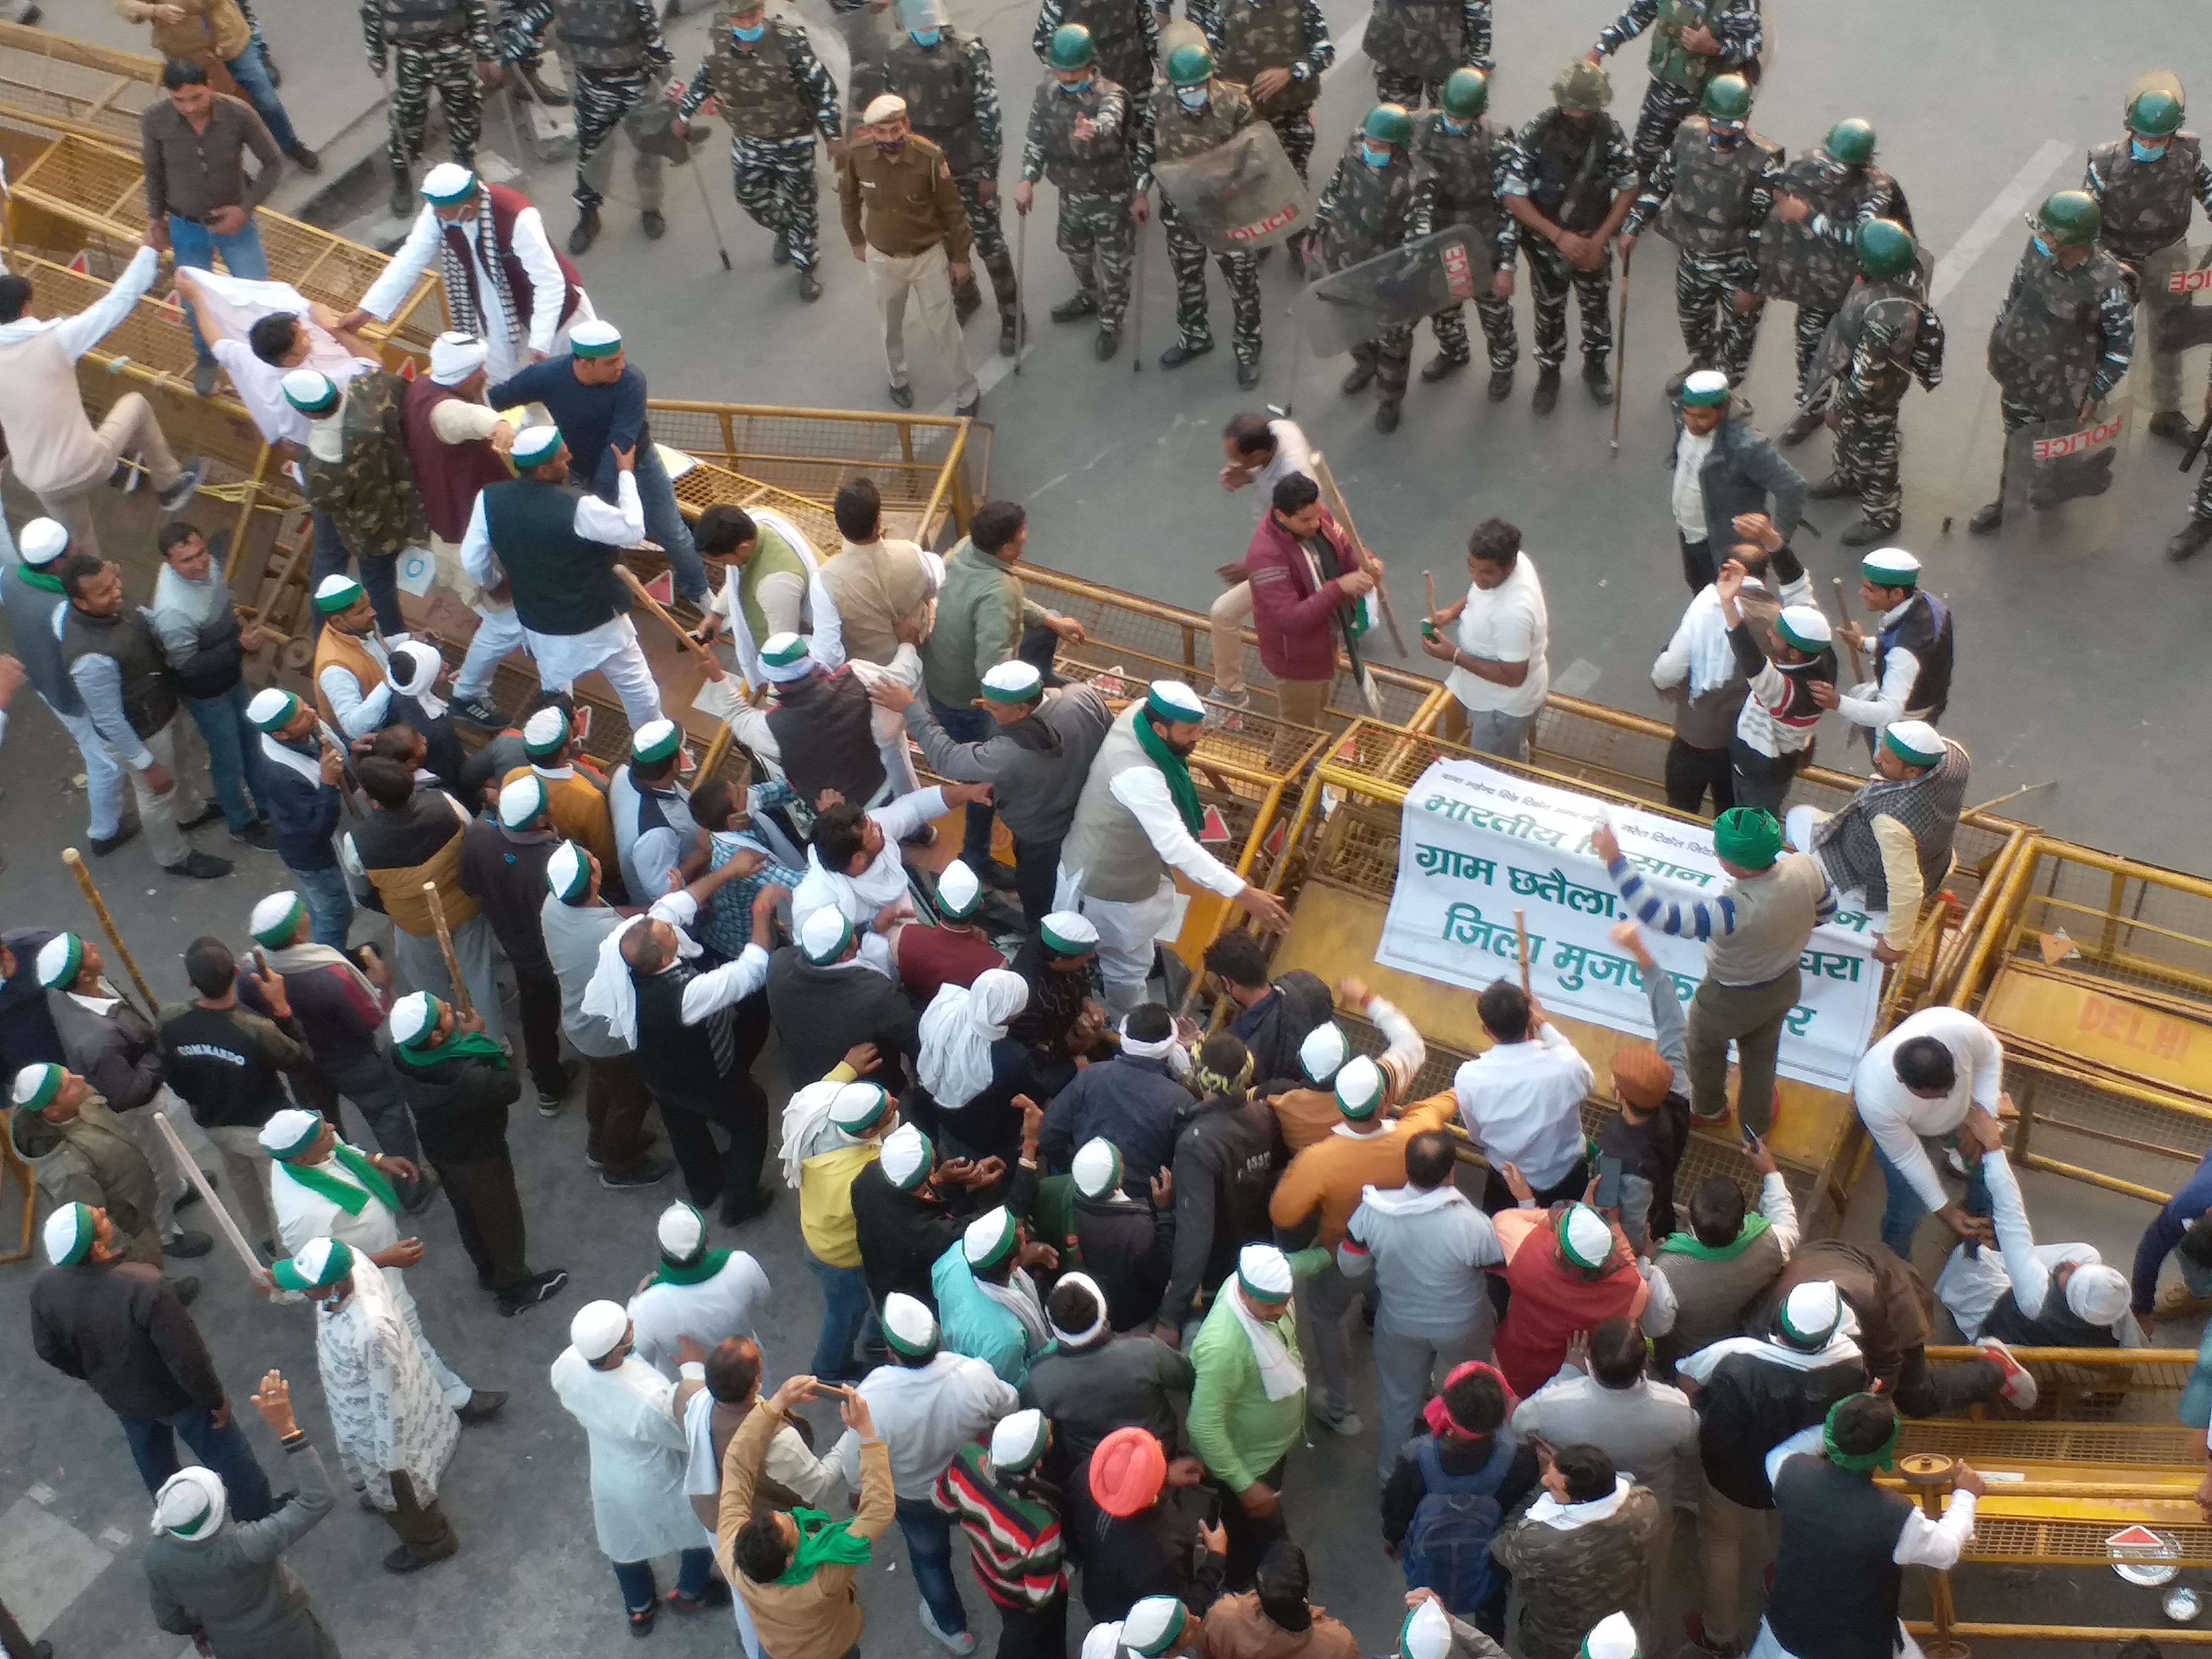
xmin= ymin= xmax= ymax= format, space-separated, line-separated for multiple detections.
xmin=616 ymin=563 xmax=721 ymax=671
xmin=1310 ymin=452 xmax=1408 ymax=658
xmin=152 ymin=1110 xmax=271 ymax=1286
xmin=1423 ymin=569 xmax=1439 ymax=624
xmin=1514 ymin=908 xmax=1532 ymax=998
xmin=421 ymin=881 xmax=474 ymax=1019
xmin=61 ymin=848 xmax=157 ymax=1010
xmin=1829 ymin=577 xmax=1867 ymax=673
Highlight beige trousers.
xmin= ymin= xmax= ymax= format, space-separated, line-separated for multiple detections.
xmin=202 ymin=1122 xmax=279 ymax=1248
xmin=37 ymin=393 xmax=186 ymax=558
xmin=107 ymin=710 xmax=217 ymax=869
xmin=866 ymin=241 xmax=978 ymax=405
xmin=1697 ymin=1475 xmax=1779 ymax=1648
xmin=1208 ymin=580 xmax=1254 ymax=696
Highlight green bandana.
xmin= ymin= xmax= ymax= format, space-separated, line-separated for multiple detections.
xmin=772 ymin=1508 xmax=873 ymax=1584
xmin=394 ymin=1031 xmax=511 ymax=1072
xmin=1656 ymin=1212 xmax=1771 ymax=1262
xmin=1820 ymin=1395 xmax=1898 ymax=1473
xmin=281 ymin=1144 xmax=399 ymax=1216
xmin=1133 ymin=714 xmax=1204 ymax=837
xmin=651 ymin=1246 xmax=732 ymax=1288
xmin=16 ymin=568 xmax=64 ymax=594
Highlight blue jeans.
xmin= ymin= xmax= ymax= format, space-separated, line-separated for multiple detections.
xmin=326 ymin=1051 xmax=421 ymax=1170
xmin=1874 ymin=1134 xmax=1982 ymax=1261
xmin=168 ymin=214 xmax=269 ymax=363
xmin=187 ymin=680 xmax=276 ymax=831
xmin=612 ymin=1547 xmax=713 ymax=1613
xmin=119 ymin=1403 xmax=275 ymax=1522
xmin=632 ymin=443 xmax=706 ymax=602
xmin=222 ymin=48 xmax=299 ymax=152
xmin=895 ymin=1496 xmax=967 ymax=1635
xmin=805 ymin=1250 xmax=881 ymax=1382
xmin=928 ymin=695 xmax=998 ymax=866
xmin=309 ymin=513 xmax=407 ymax=638
xmin=292 ymin=861 xmax=356 ymax=950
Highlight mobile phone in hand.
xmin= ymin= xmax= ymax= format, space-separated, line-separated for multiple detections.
xmin=1593 ymin=1154 xmax=1623 ymax=1211
xmin=1740 ymin=1122 xmax=1761 ymax=1151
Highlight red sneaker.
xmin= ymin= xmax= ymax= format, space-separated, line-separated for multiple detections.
xmin=1979 ymin=1336 xmax=2040 ymax=1409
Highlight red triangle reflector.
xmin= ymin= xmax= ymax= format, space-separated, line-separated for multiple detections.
xmin=1199 ymin=805 xmax=1231 ymax=844
xmin=2108 ymin=1526 xmax=2165 ymax=1548
xmin=644 ymin=570 xmax=674 ymax=604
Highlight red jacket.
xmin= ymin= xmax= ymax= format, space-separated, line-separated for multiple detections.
xmin=1244 ymin=506 xmax=1358 ymax=683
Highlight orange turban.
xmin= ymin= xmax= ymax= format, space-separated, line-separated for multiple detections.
xmin=1088 ymin=1427 xmax=1168 ymax=1518
xmin=1610 ymin=1046 xmax=1675 ymax=1109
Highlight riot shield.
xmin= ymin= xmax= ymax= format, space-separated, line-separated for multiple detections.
xmin=1151 ymin=121 xmax=1314 ymax=255
xmin=2001 ymin=395 xmax=2133 ymax=554
xmin=2151 ymin=241 xmax=2212 ymax=355
xmin=1293 ymin=228 xmax=1479 ymax=356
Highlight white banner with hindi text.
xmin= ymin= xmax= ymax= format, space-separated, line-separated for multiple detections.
xmin=1374 ymin=760 xmax=1881 ymax=1091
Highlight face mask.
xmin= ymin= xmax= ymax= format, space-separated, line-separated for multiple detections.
xmin=1058 ymin=73 xmax=1092 ymax=94
xmin=1360 ymin=143 xmax=1390 ymax=169
xmin=2032 ymin=233 xmax=2052 ymax=258
xmin=1709 ymin=121 xmax=1743 ymax=147
xmin=1441 ymin=114 xmax=1470 ymax=134
xmin=1175 ymin=84 xmax=1209 ymax=111
xmin=876 ymin=136 xmax=906 ymax=155
xmin=909 ymin=27 xmax=939 ymax=46
xmin=731 ymin=21 xmax=764 ymax=42
xmin=2133 ymin=138 xmax=2169 ymax=163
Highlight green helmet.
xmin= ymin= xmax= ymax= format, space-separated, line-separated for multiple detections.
xmin=1824 ymin=118 xmax=1876 ymax=167
xmin=1441 ymin=67 xmax=1488 ymax=120
xmin=1855 ymin=217 xmax=1916 ymax=280
xmin=1165 ymin=39 xmax=1212 ymax=87
xmin=1362 ymin=102 xmax=1412 ymax=148
xmin=2125 ymin=70 xmax=2186 ymax=138
xmin=1701 ymin=74 xmax=1752 ymax=121
xmin=1047 ymin=23 xmax=1094 ymax=70
xmin=2029 ymin=189 xmax=2101 ymax=250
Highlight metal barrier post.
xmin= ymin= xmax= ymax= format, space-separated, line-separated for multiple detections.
xmin=1898 ymin=1454 xmax=1968 ymax=1659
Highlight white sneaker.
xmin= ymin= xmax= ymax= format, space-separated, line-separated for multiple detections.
xmin=918 ymin=1600 xmax=976 ymax=1656
xmin=1312 ymin=1406 xmax=1363 ymax=1437
xmin=1978 ymin=1336 xmax=2039 ymax=1409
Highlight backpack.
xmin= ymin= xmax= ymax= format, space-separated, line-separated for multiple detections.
xmin=1400 ymin=1431 xmax=1515 ymax=1615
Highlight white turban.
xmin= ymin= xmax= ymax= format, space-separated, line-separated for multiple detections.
xmin=1236 ymin=1243 xmax=1293 ymax=1299
xmin=1299 ymin=1022 xmax=1350 ymax=1084
xmin=917 ymin=969 xmax=1029 ymax=1111
xmin=569 ymin=1299 xmax=630 ymax=1360
xmin=151 ymin=1467 xmax=228 ymax=1539
xmin=1046 ymin=1270 xmax=1108 ymax=1346
xmin=580 ymin=909 xmax=704 ymax=1048
xmin=2066 ymin=1262 xmax=2131 ymax=1328
xmin=428 ymin=330 xmax=489 ymax=386
xmin=389 ymin=638 xmax=444 ymax=698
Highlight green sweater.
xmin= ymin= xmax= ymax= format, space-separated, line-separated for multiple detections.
xmin=921 ymin=539 xmax=1048 ymax=708
xmin=1185 ymin=1248 xmax=1328 ymax=1491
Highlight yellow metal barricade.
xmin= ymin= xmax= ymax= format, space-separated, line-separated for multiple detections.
xmin=0 ymin=22 xmax=160 ymax=148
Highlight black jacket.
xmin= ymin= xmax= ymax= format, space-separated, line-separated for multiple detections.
xmin=1226 ymin=972 xmax=1334 ymax=1093
xmin=1063 ymin=1460 xmax=1226 ymax=1624
xmin=1023 ymin=1332 xmax=1192 ymax=1469
xmin=1072 ymin=1193 xmax=1176 ymax=1331
xmin=155 ymin=1002 xmax=308 ymax=1131
xmin=850 ymin=1160 xmax=1035 ymax=1312
xmin=0 ymin=926 xmax=63 ymax=1078
xmin=1695 ymin=1351 xmax=1868 ymax=1509
xmin=1159 ymin=1095 xmax=1283 ymax=1329
xmin=1380 ymin=1433 xmax=1540 ymax=1548
xmin=765 ymin=949 xmax=921 ymax=1090
xmin=387 ymin=1048 xmax=521 ymax=1165
xmin=1038 ymin=1053 xmax=1190 ymax=1195
xmin=258 ymin=738 xmax=345 ymax=872
xmin=457 ymin=821 xmax=558 ymax=972
xmin=30 ymin=1259 xmax=226 ymax=1420
xmin=1667 ymin=402 xmax=1808 ymax=544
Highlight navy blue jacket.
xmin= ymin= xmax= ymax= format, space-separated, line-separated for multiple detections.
xmin=1038 ymin=1053 xmax=1192 ymax=1199
xmin=260 ymin=738 xmax=344 ymax=870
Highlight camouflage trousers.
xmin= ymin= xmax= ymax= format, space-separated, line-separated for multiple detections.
xmin=572 ymin=67 xmax=663 ymax=215
xmin=953 ymin=173 xmax=1010 ymax=264
xmin=1522 ymin=233 xmax=1612 ymax=368
xmin=730 ymin=134 xmax=821 ymax=269
xmin=1270 ymin=109 xmax=1316 ymax=181
xmin=1675 ymin=246 xmax=1764 ymax=383
xmin=1429 ymin=286 xmax=1517 ymax=371
xmin=1791 ymin=302 xmax=1838 ymax=409
xmin=1352 ymin=324 xmax=1415 ymax=401
xmin=1058 ymin=189 xmax=1136 ymax=332
xmin=1374 ymin=67 xmax=1445 ymax=111
xmin=387 ymin=36 xmax=483 ymax=171
xmin=1830 ymin=388 xmax=1902 ymax=528
xmin=1162 ymin=199 xmax=1262 ymax=365
xmin=2191 ymin=454 xmax=2212 ymax=521
xmin=1631 ymin=80 xmax=1701 ymax=180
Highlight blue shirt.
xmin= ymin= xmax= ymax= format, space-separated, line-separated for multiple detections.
xmin=486 ymin=357 xmax=651 ymax=499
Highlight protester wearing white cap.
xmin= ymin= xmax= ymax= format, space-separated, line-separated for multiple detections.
xmin=1705 ymin=560 xmax=1835 ymax=813
xmin=0 ymin=516 xmax=132 ymax=849
xmin=279 ymin=1231 xmax=469 ymax=1571
xmin=141 ymin=1369 xmax=347 ymax=1657
xmin=788 ymin=765 xmax=979 ymax=985
xmin=1489 ymin=1192 xmax=1651 ymax=1402
xmin=0 ymin=234 xmax=204 ymax=557
xmin=626 ymin=1201 xmax=773 ymax=1382
xmin=779 ymin=1072 xmax=896 ymax=1382
xmin=723 ymin=627 xmax=926 ymax=810
xmin=1831 ymin=544 xmax=1952 ymax=739
xmin=309 ymin=570 xmax=398 ymax=741
xmin=1055 ymin=680 xmax=1290 ymax=1012
xmin=458 ymin=419 xmax=666 ymax=729
xmin=930 ymin=1404 xmax=1068 ymax=1651
xmin=551 ymin=1289 xmax=723 ymax=1632
xmin=838 ymin=1277 xmax=1021 ymax=1651
xmin=12 ymin=1059 xmax=197 ymax=1286
xmin=839 ymin=87 xmax=981 ymax=415
xmin=935 ymin=1199 xmax=1052 ymax=1387
xmin=243 ymin=689 xmax=358 ymax=946
xmin=345 ymin=161 xmax=593 ymax=384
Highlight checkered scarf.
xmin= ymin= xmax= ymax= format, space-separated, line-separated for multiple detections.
xmin=436 ymin=192 xmax=521 ymax=345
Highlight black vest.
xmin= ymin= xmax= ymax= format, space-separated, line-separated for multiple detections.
xmin=59 ymin=606 xmax=179 ymax=739
xmin=1767 ymin=1456 xmax=1912 ymax=1659
xmin=481 ymin=479 xmax=631 ymax=637
xmin=389 ymin=695 xmax=468 ymax=792
xmin=1875 ymin=591 xmax=1953 ymax=721
xmin=1521 ymin=108 xmax=1624 ymax=234
xmin=1982 ymin=1280 xmax=2120 ymax=1349
xmin=766 ymin=670 xmax=885 ymax=809
xmin=631 ymin=963 xmax=736 ymax=1108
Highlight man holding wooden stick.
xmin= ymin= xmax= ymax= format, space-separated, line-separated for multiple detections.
xmin=459 ymin=424 xmax=665 ymax=730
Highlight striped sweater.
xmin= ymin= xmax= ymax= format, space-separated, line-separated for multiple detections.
xmin=931 ymin=1442 xmax=1067 ymax=1610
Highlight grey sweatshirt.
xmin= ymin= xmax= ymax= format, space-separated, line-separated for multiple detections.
xmin=1511 ymin=1365 xmax=1702 ymax=1515
xmin=1339 ymin=1184 xmax=1503 ymax=1344
xmin=899 ymin=684 xmax=1114 ymax=842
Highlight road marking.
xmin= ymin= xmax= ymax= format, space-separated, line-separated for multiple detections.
xmin=0 ymin=1497 xmax=115 ymax=1640
xmin=1553 ymin=657 xmax=1601 ymax=697
xmin=1929 ymin=139 xmax=2072 ymax=306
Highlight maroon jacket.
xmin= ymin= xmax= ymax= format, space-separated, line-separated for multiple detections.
xmin=401 ymin=376 xmax=513 ymax=545
xmin=1245 ymin=505 xmax=1359 ymax=682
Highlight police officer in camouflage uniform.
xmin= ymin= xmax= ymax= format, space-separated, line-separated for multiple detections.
xmin=1585 ymin=0 xmax=1762 ymax=181
xmin=1969 ymin=191 xmax=2135 ymax=536
xmin=1136 ymin=40 xmax=1263 ymax=385
xmin=1801 ymin=219 xmax=1944 ymax=546
xmin=1759 ymin=118 xmax=1912 ymax=445
xmin=674 ymin=0 xmax=844 ymax=300
xmin=1033 ymin=0 xmax=1157 ymax=108
xmin=1620 ymin=73 xmax=1776 ymax=386
xmin=1016 ymin=24 xmax=1142 ymax=361
xmin=509 ymin=0 xmax=675 ymax=253
xmin=365 ymin=0 xmax=505 ymax=218
xmin=2166 ymin=364 xmax=2212 ymax=561
xmin=1194 ymin=0 xmax=1332 ymax=184
xmin=1311 ymin=103 xmax=1419 ymax=433
xmin=1408 ymin=68 xmax=1517 ymax=398
xmin=1359 ymin=0 xmax=1487 ymax=113
xmin=862 ymin=0 xmax=1020 ymax=354
xmin=1504 ymin=60 xmax=1637 ymax=415
xmin=2084 ymin=72 xmax=2212 ymax=451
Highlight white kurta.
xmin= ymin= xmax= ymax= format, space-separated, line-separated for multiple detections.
xmin=316 ymin=1261 xmax=459 ymax=1509
xmin=459 ymin=472 xmax=648 ymax=690
xmin=271 ymin=1152 xmax=471 ymax=1407
xmin=357 ymin=201 xmax=594 ymax=384
xmin=549 ymin=1347 xmax=701 ymax=1563
xmin=627 ymin=1251 xmax=774 ymax=1381
xmin=704 ymin=508 xmax=844 ymax=688
xmin=790 ymin=786 xmax=947 ymax=977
